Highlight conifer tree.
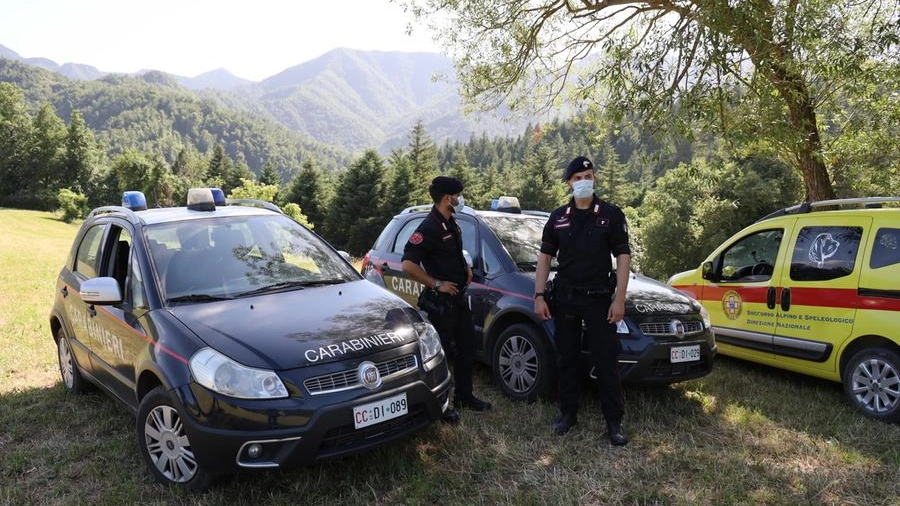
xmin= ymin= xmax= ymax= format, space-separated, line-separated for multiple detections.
xmin=406 ymin=120 xmax=439 ymax=203
xmin=285 ymin=159 xmax=333 ymax=230
xmin=382 ymin=149 xmax=419 ymax=215
xmin=63 ymin=110 xmax=98 ymax=194
xmin=326 ymin=150 xmax=388 ymax=255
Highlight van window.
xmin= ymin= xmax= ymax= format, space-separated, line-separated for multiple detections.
xmin=870 ymin=228 xmax=900 ymax=269
xmin=719 ymin=229 xmax=782 ymax=282
xmin=790 ymin=226 xmax=862 ymax=281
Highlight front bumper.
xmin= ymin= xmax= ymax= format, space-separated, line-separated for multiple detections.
xmin=173 ymin=353 xmax=451 ymax=474
xmin=618 ymin=329 xmax=717 ymax=384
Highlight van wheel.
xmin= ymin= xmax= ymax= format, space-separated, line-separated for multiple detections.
xmin=136 ymin=386 xmax=214 ymax=491
xmin=56 ymin=328 xmax=86 ymax=394
xmin=843 ymin=347 xmax=900 ymax=422
xmin=492 ymin=323 xmax=555 ymax=402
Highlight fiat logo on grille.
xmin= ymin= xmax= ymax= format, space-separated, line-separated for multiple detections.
xmin=669 ymin=320 xmax=685 ymax=339
xmin=358 ymin=361 xmax=382 ymax=390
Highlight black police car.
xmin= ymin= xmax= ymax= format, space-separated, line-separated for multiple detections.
xmin=362 ymin=197 xmax=717 ymax=402
xmin=49 ymin=188 xmax=452 ymax=490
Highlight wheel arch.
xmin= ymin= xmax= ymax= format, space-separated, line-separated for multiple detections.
xmin=839 ymin=335 xmax=900 ymax=380
xmin=485 ymin=309 xmax=552 ymax=360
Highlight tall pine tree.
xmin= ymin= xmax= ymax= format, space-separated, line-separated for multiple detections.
xmin=326 ymin=150 xmax=388 ymax=256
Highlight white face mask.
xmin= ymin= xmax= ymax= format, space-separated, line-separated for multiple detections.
xmin=571 ymin=179 xmax=594 ymax=199
xmin=452 ymin=195 xmax=465 ymax=213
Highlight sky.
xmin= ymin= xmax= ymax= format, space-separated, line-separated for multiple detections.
xmin=1 ymin=0 xmax=441 ymax=81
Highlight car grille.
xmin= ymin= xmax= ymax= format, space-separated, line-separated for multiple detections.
xmin=304 ymin=355 xmax=418 ymax=395
xmin=639 ymin=320 xmax=704 ymax=337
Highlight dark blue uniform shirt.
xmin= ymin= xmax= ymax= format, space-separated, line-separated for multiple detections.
xmin=402 ymin=207 xmax=468 ymax=287
xmin=540 ymin=195 xmax=630 ymax=289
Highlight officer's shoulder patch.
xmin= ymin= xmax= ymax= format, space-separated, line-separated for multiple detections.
xmin=409 ymin=232 xmax=424 ymax=245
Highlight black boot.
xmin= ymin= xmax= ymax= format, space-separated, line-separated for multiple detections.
xmin=607 ymin=420 xmax=628 ymax=446
xmin=454 ymin=395 xmax=492 ymax=411
xmin=551 ymin=413 xmax=577 ymax=435
xmin=441 ymin=408 xmax=460 ymax=424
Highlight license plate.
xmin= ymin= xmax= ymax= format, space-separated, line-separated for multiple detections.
xmin=353 ymin=393 xmax=408 ymax=429
xmin=670 ymin=345 xmax=701 ymax=363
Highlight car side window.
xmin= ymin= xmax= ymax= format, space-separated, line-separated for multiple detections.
xmin=129 ymin=252 xmax=147 ymax=309
xmin=392 ymin=218 xmax=424 ymax=254
xmin=719 ymin=229 xmax=783 ymax=282
xmin=75 ymin=225 xmax=106 ymax=279
xmin=458 ymin=219 xmax=477 ymax=260
xmin=790 ymin=226 xmax=862 ymax=281
xmin=481 ymin=240 xmax=502 ymax=276
xmin=870 ymin=228 xmax=900 ymax=269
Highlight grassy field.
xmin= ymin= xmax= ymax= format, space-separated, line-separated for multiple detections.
xmin=1 ymin=208 xmax=898 ymax=506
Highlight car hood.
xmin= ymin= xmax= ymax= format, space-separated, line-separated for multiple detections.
xmin=525 ymin=271 xmax=698 ymax=315
xmin=167 ymin=280 xmax=423 ymax=370
xmin=624 ymin=273 xmax=699 ymax=316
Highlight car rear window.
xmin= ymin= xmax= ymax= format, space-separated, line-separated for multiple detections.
xmin=870 ymin=228 xmax=900 ymax=269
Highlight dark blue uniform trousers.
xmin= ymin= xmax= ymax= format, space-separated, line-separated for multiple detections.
xmin=555 ymin=299 xmax=625 ymax=424
xmin=428 ymin=294 xmax=477 ymax=401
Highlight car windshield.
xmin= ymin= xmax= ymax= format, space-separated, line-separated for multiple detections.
xmin=481 ymin=214 xmax=558 ymax=272
xmin=145 ymin=214 xmax=359 ymax=301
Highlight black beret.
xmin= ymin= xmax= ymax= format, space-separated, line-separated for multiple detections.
xmin=428 ymin=176 xmax=464 ymax=200
xmin=563 ymin=156 xmax=594 ymax=181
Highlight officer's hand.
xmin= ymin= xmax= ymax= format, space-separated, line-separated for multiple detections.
xmin=608 ymin=298 xmax=625 ymax=323
xmin=438 ymin=281 xmax=459 ymax=296
xmin=535 ymin=298 xmax=551 ymax=320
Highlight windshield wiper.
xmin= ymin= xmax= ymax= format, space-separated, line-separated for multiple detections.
xmin=167 ymin=293 xmax=233 ymax=303
xmin=235 ymin=279 xmax=346 ymax=298
xmin=516 ymin=261 xmax=537 ymax=272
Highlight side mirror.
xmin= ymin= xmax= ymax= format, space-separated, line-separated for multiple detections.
xmin=338 ymin=250 xmax=352 ymax=263
xmin=701 ymin=261 xmax=720 ymax=282
xmin=79 ymin=277 xmax=123 ymax=305
xmin=462 ymin=250 xmax=474 ymax=268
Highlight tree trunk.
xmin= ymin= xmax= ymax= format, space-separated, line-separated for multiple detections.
xmin=763 ymin=54 xmax=836 ymax=201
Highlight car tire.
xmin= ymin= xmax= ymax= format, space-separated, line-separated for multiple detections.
xmin=843 ymin=347 xmax=900 ymax=422
xmin=56 ymin=328 xmax=86 ymax=394
xmin=492 ymin=323 xmax=555 ymax=402
xmin=136 ymin=386 xmax=214 ymax=490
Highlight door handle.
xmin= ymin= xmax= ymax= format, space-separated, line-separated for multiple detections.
xmin=87 ymin=305 xmax=97 ymax=317
xmin=380 ymin=262 xmax=389 ymax=273
xmin=780 ymin=288 xmax=791 ymax=311
xmin=766 ymin=287 xmax=776 ymax=309
xmin=61 ymin=286 xmax=69 ymax=298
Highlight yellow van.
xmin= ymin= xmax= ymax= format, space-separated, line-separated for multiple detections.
xmin=669 ymin=197 xmax=900 ymax=421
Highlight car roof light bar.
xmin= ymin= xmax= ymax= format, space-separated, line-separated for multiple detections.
xmin=187 ymin=188 xmax=216 ymax=211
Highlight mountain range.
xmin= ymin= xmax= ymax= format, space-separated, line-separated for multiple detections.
xmin=0 ymin=43 xmax=546 ymax=154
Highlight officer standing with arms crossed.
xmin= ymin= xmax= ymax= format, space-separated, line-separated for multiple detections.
xmin=402 ymin=176 xmax=492 ymax=415
xmin=533 ymin=156 xmax=631 ymax=445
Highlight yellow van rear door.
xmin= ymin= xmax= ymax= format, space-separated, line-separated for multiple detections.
xmin=772 ymin=216 xmax=870 ymax=378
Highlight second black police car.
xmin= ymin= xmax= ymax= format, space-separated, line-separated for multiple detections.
xmin=49 ymin=189 xmax=452 ymax=490
xmin=362 ymin=197 xmax=717 ymax=401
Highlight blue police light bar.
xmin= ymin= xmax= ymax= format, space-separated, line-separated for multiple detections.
xmin=122 ymin=191 xmax=147 ymax=211
xmin=209 ymin=188 xmax=226 ymax=206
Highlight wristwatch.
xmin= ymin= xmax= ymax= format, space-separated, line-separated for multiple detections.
xmin=434 ymin=280 xmax=443 ymax=290
xmin=534 ymin=292 xmax=545 ymax=299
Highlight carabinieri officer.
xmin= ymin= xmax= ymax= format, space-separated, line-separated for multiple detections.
xmin=534 ymin=156 xmax=631 ymax=445
xmin=402 ymin=176 xmax=492 ymax=414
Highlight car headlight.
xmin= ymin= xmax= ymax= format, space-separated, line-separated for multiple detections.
xmin=699 ymin=304 xmax=712 ymax=330
xmin=414 ymin=322 xmax=443 ymax=363
xmin=190 ymin=348 xmax=288 ymax=399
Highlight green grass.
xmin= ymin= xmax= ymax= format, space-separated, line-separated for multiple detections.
xmin=1 ymin=208 xmax=899 ymax=506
